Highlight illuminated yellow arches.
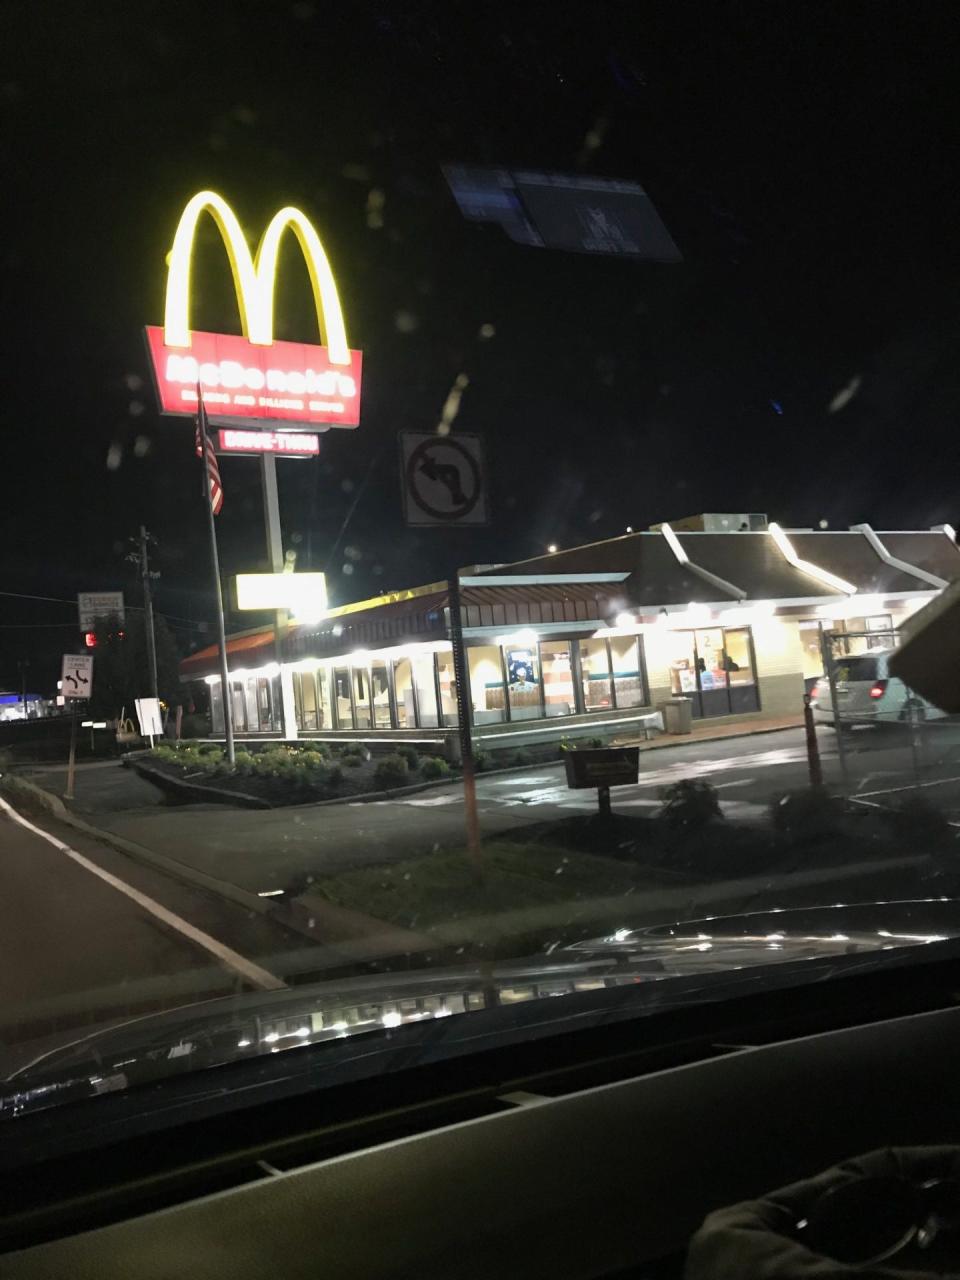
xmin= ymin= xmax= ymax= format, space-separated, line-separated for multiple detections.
xmin=163 ymin=190 xmax=350 ymax=363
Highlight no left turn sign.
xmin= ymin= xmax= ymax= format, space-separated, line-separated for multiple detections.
xmin=400 ymin=431 xmax=488 ymax=526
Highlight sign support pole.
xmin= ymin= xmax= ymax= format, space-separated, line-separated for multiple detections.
xmin=199 ymin=398 xmax=235 ymax=765
xmin=139 ymin=526 xmax=160 ymax=703
xmin=820 ymin=627 xmax=849 ymax=798
xmin=261 ymin=455 xmax=298 ymax=740
xmin=65 ymin=708 xmax=78 ymax=801
xmin=448 ymin=575 xmax=482 ymax=877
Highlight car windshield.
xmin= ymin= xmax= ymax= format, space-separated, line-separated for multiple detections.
xmin=3 ymin=3 xmax=960 ymax=1126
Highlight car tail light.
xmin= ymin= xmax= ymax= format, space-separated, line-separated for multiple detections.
xmin=869 ymin=680 xmax=888 ymax=699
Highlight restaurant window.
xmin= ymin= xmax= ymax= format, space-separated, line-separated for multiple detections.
xmin=722 ymin=627 xmax=758 ymax=714
xmin=539 ymin=640 xmax=575 ymax=717
xmin=834 ymin=615 xmax=894 ymax=656
xmin=231 ymin=680 xmax=247 ymax=732
xmin=609 ymin=635 xmax=645 ymax=708
xmin=436 ymin=647 xmax=459 ymax=726
xmin=579 ymin=638 xmax=613 ymax=709
xmin=799 ymin=620 xmax=824 ymax=686
xmin=393 ymin=657 xmax=416 ymax=727
xmin=333 ymin=667 xmax=353 ymax=728
xmin=505 ymin=642 xmax=541 ymax=720
xmin=297 ymin=669 xmax=320 ymax=731
xmin=412 ymin=652 xmax=438 ymax=726
xmin=352 ymin=666 xmax=372 ymax=729
xmin=243 ymin=679 xmax=259 ymax=732
xmin=468 ymin=645 xmax=505 ymax=724
xmin=866 ymin=614 xmax=894 ymax=650
xmin=371 ymin=660 xmax=392 ymax=728
xmin=315 ymin=665 xmax=331 ymax=728
xmin=209 ymin=679 xmax=224 ymax=734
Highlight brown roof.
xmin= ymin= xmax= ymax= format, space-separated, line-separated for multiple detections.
xmin=879 ymin=532 xmax=960 ymax=582
xmin=180 ymin=528 xmax=957 ymax=680
xmin=785 ymin=532 xmax=920 ymax=595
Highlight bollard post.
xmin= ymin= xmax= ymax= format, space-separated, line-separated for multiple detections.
xmin=803 ymin=693 xmax=823 ymax=788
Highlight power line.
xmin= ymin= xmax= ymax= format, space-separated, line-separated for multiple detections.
xmin=0 ymin=590 xmax=205 ymax=629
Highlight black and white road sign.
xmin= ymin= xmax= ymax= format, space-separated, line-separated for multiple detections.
xmin=400 ymin=431 xmax=488 ymax=526
xmin=61 ymin=653 xmax=94 ymax=700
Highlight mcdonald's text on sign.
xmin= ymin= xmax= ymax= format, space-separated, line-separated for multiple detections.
xmin=146 ymin=191 xmax=362 ymax=429
xmin=145 ymin=328 xmax=361 ymax=426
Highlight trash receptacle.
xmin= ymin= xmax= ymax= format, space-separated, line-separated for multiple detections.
xmin=661 ymin=697 xmax=693 ymax=734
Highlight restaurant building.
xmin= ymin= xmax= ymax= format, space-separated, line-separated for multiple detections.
xmin=180 ymin=517 xmax=960 ymax=754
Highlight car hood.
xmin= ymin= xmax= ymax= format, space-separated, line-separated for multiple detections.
xmin=5 ymin=898 xmax=960 ymax=1118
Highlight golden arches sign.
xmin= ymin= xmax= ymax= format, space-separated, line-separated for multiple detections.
xmin=147 ymin=191 xmax=361 ymax=428
xmin=163 ymin=190 xmax=350 ymax=363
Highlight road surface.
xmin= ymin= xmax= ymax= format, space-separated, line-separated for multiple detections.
xmin=19 ymin=726 xmax=960 ymax=893
xmin=5 ymin=724 xmax=958 ymax=1074
xmin=0 ymin=797 xmax=316 ymax=1075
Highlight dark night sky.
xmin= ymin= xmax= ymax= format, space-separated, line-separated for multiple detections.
xmin=3 ymin=1 xmax=960 ymax=689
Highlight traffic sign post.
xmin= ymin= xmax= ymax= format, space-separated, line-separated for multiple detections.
xmin=61 ymin=654 xmax=93 ymax=801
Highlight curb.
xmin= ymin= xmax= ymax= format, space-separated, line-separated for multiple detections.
xmin=130 ymin=759 xmax=273 ymax=809
xmin=0 ymin=773 xmax=427 ymax=957
xmin=131 ymin=721 xmax=806 ymax=810
xmin=0 ymin=774 xmax=272 ymax=919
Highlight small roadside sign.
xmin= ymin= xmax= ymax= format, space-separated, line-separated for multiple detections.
xmin=78 ymin=592 xmax=124 ymax=631
xmin=135 ymin=697 xmax=164 ymax=743
xmin=61 ymin=654 xmax=94 ymax=700
xmin=400 ymin=431 xmax=488 ymax=526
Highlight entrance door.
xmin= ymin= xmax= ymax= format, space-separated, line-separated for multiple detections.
xmin=667 ymin=630 xmax=703 ymax=719
xmin=693 ymin=627 xmax=730 ymax=718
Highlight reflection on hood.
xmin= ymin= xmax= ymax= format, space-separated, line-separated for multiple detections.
xmin=4 ymin=899 xmax=959 ymax=1120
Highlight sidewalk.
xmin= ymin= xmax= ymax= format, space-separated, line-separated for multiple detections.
xmin=616 ymin=713 xmax=802 ymax=751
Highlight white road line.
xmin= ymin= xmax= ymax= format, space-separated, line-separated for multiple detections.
xmin=0 ymin=797 xmax=285 ymax=993
xmin=853 ymin=774 xmax=960 ymax=800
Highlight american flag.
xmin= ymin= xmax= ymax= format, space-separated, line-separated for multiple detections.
xmin=195 ymin=387 xmax=224 ymax=515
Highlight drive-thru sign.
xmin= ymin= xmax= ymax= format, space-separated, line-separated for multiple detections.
xmin=61 ymin=654 xmax=94 ymax=700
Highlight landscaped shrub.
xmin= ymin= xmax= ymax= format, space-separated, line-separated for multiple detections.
xmin=151 ymin=745 xmax=178 ymax=763
xmin=588 ymin=737 xmax=604 ymax=749
xmin=327 ymin=765 xmax=343 ymax=788
xmin=472 ymin=750 xmax=490 ymax=773
xmin=197 ymin=742 xmax=223 ymax=757
xmin=342 ymin=752 xmax=364 ymax=768
xmin=420 ymin=756 xmax=450 ymax=780
xmin=396 ymin=744 xmax=421 ymax=770
xmin=232 ymin=750 xmax=255 ymax=776
xmin=509 ymin=748 xmax=532 ymax=767
xmin=373 ymin=754 xmax=409 ymax=790
xmin=770 ymin=788 xmax=842 ymax=842
xmin=299 ymin=742 xmax=329 ymax=759
xmin=660 ymin=779 xmax=722 ymax=831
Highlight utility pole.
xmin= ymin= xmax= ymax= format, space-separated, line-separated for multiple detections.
xmin=127 ymin=527 xmax=160 ymax=702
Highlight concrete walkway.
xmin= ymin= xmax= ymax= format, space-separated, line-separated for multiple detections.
xmin=616 ymin=713 xmax=803 ymax=750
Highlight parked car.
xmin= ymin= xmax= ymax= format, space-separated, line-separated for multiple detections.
xmin=810 ymin=648 xmax=945 ymax=728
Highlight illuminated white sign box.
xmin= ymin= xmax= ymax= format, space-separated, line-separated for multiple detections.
xmin=235 ymin=573 xmax=327 ymax=622
xmin=217 ymin=429 xmax=320 ymax=457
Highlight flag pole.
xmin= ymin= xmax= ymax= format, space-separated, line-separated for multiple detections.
xmin=197 ymin=387 xmax=235 ymax=764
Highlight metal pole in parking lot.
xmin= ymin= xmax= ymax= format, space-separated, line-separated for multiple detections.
xmin=65 ymin=708 xmax=78 ymax=801
xmin=803 ymin=694 xmax=823 ymax=788
xmin=448 ymin=575 xmax=482 ymax=877
xmin=820 ymin=628 xmax=850 ymax=798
